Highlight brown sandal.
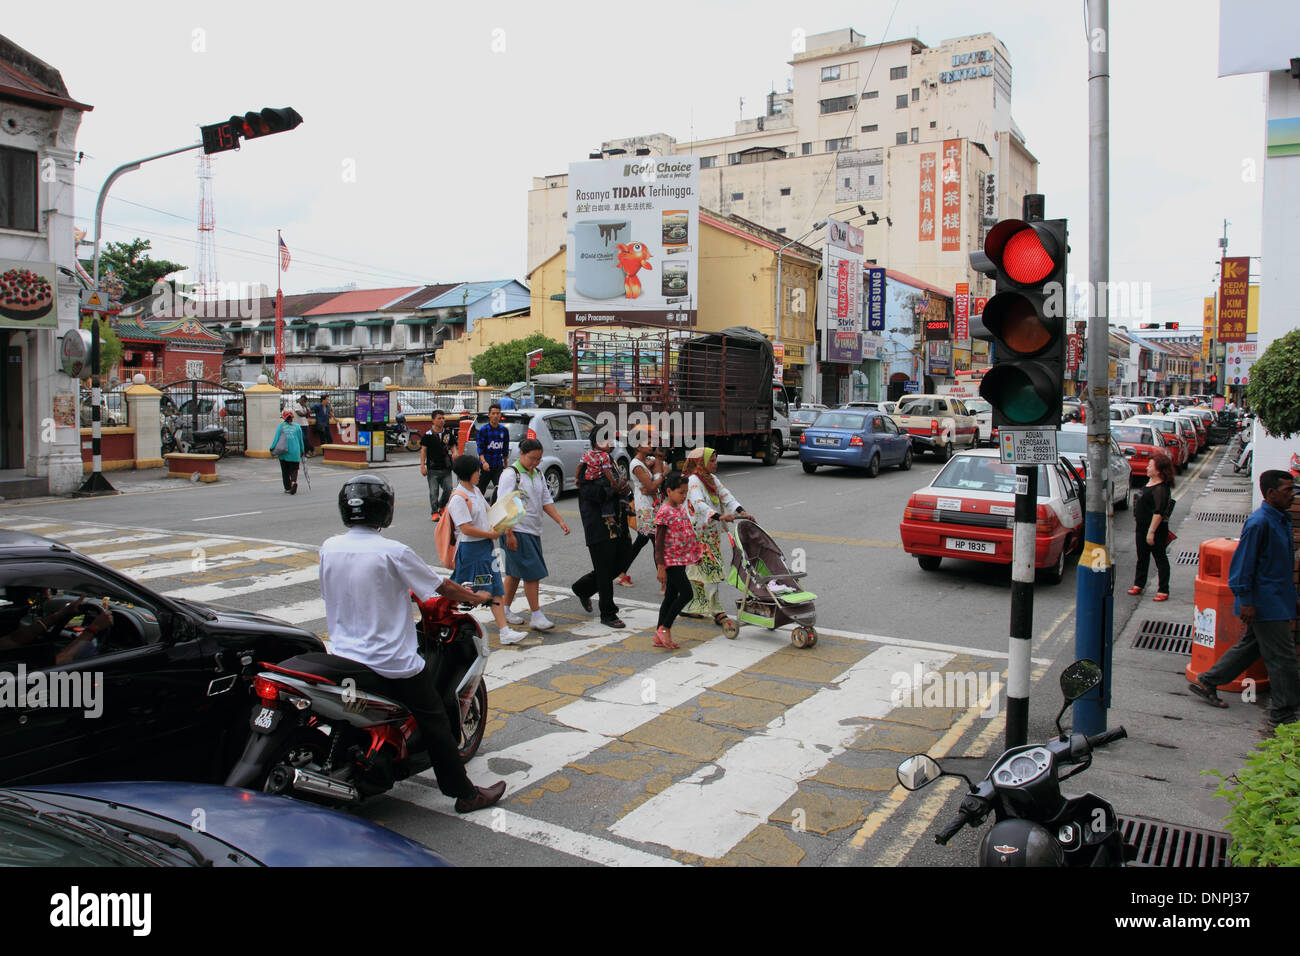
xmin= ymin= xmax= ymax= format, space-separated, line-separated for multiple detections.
xmin=1188 ymin=678 xmax=1228 ymax=709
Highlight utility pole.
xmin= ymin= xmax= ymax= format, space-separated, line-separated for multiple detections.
xmin=1075 ymin=0 xmax=1112 ymax=734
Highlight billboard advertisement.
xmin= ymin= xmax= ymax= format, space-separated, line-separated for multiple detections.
xmin=565 ymin=156 xmax=699 ymax=329
xmin=1217 ymin=257 xmax=1249 ymax=343
xmin=819 ymin=217 xmax=864 ymax=364
xmin=0 ymin=259 xmax=57 ymax=331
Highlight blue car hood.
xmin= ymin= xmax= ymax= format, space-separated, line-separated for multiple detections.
xmin=22 ymin=782 xmax=449 ymax=867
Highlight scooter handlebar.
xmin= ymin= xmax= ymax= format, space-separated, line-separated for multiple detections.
xmin=935 ymin=813 xmax=968 ymax=845
xmin=1086 ymin=726 xmax=1127 ymax=750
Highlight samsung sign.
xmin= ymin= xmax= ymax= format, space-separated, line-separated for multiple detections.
xmin=940 ymin=49 xmax=994 ymax=84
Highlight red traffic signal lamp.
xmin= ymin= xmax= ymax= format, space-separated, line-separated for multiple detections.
xmin=201 ymin=107 xmax=303 ymax=155
xmin=972 ymin=218 xmax=1068 ymax=428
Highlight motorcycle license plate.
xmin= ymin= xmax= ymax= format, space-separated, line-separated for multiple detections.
xmin=946 ymin=537 xmax=995 ymax=555
xmin=250 ymin=706 xmax=281 ymax=734
xmin=815 ymin=437 xmax=838 ymax=446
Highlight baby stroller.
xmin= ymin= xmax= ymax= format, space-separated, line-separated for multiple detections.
xmin=723 ymin=517 xmax=818 ymax=648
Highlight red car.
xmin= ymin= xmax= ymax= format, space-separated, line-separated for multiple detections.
xmin=1111 ymin=422 xmax=1169 ymax=478
xmin=1133 ymin=416 xmax=1189 ymax=471
xmin=900 ymin=449 xmax=1085 ymax=585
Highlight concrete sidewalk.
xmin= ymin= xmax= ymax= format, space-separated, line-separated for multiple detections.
xmin=1093 ymin=449 xmax=1262 ymax=835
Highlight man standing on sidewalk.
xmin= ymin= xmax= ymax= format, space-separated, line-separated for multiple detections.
xmin=476 ymin=403 xmax=510 ymax=505
xmin=1190 ymin=469 xmax=1299 ymax=735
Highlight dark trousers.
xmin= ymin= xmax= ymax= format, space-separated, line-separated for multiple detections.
xmin=278 ymin=458 xmax=300 ymax=492
xmin=479 ymin=465 xmax=504 ymax=504
xmin=380 ymin=663 xmax=476 ymax=799
xmin=573 ymin=535 xmax=631 ymax=619
xmin=658 ymin=565 xmax=692 ymax=628
xmin=1133 ymin=527 xmax=1170 ymax=592
xmin=426 ymin=468 xmax=454 ymax=512
xmin=298 ymin=425 xmax=312 ymax=454
xmin=625 ymin=532 xmax=652 ymax=572
xmin=1201 ymin=618 xmax=1300 ymax=724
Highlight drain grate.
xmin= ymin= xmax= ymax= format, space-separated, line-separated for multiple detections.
xmin=1174 ymin=550 xmax=1200 ymax=566
xmin=1193 ymin=511 xmax=1249 ymax=523
xmin=1133 ymin=620 xmax=1194 ymax=654
xmin=1210 ymin=487 xmax=1250 ymax=493
xmin=1118 ymin=815 xmax=1231 ymax=867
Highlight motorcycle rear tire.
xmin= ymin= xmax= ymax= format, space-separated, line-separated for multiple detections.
xmin=260 ymin=727 xmax=332 ymax=799
xmin=459 ymin=682 xmax=488 ymax=762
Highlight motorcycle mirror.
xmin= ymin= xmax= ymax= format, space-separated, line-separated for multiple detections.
xmin=1060 ymin=659 xmax=1102 ymax=702
xmin=897 ymin=754 xmax=944 ymax=792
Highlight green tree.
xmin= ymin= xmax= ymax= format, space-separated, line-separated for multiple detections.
xmin=1246 ymin=329 xmax=1300 ymax=438
xmin=470 ymin=334 xmax=571 ymax=386
xmin=79 ymin=315 xmax=124 ymax=379
xmin=80 ymin=238 xmax=187 ymax=304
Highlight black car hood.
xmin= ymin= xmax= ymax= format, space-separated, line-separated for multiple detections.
xmin=184 ymin=600 xmax=323 ymax=648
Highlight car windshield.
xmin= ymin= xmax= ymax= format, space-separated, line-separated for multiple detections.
xmin=792 ymin=409 xmax=823 ymax=424
xmin=1113 ymin=424 xmax=1155 ymax=444
xmin=1057 ymin=431 xmax=1087 ymax=454
xmin=932 ymin=457 xmax=1050 ymax=498
xmin=965 ymin=400 xmax=991 ymax=414
xmin=813 ymin=412 xmax=867 ymax=430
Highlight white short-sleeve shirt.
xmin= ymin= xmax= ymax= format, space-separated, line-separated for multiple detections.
xmin=447 ymin=484 xmax=491 ymax=544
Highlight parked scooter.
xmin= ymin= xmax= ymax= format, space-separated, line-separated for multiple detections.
xmin=385 ymin=413 xmax=413 ymax=452
xmin=224 ymin=589 xmax=489 ymax=804
xmin=896 ymin=660 xmax=1134 ymax=866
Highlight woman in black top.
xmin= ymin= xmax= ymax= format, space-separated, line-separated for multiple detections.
xmin=1129 ymin=452 xmax=1175 ymax=600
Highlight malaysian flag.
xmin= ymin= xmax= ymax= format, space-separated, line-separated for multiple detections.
xmin=278 ymin=235 xmax=291 ymax=272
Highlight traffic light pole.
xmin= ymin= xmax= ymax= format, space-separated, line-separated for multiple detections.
xmin=1007 ymin=464 xmax=1038 ymax=749
xmin=1074 ymin=0 xmax=1113 ymax=734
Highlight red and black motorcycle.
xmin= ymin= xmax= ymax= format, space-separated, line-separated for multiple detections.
xmin=224 ymin=591 xmax=488 ymax=805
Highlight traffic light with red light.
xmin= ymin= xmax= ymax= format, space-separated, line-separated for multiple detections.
xmin=201 ymin=107 xmax=303 ymax=155
xmin=971 ymin=218 xmax=1069 ymax=428
xmin=1164 ymin=322 xmax=1179 ymax=330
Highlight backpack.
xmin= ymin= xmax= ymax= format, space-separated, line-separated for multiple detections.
xmin=435 ymin=488 xmax=472 ymax=569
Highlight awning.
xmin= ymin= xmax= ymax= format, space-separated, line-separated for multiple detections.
xmin=440 ymin=315 xmax=465 ymax=324
xmin=357 ymin=318 xmax=394 ymax=327
xmin=287 ymin=319 xmax=310 ymax=329
xmin=397 ymin=316 xmax=435 ymax=325
xmin=318 ymin=320 xmax=356 ymax=329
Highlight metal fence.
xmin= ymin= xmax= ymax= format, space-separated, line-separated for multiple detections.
xmin=79 ymin=387 xmax=128 ymax=427
xmin=159 ymin=379 xmax=247 ymax=453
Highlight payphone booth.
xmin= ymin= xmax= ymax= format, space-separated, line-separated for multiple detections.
xmin=356 ymin=382 xmax=389 ymax=463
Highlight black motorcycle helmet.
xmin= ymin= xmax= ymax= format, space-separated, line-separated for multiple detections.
xmin=338 ymin=474 xmax=394 ymax=529
xmin=978 ymin=819 xmax=1065 ymax=867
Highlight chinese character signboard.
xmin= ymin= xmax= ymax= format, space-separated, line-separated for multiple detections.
xmin=1217 ymin=257 xmax=1249 ymax=343
xmin=1202 ymin=297 xmax=1214 ymax=363
xmin=565 ymin=156 xmax=699 ymax=329
xmin=820 ymin=217 xmax=864 ymax=363
xmin=941 ymin=139 xmax=962 ymax=252
xmin=919 ymin=152 xmax=936 ymax=242
xmin=954 ymin=282 xmax=969 ymax=340
xmin=1226 ymin=341 xmax=1258 ymax=386
xmin=866 ymin=267 xmax=885 ymax=331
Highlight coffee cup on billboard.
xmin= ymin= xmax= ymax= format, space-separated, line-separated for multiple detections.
xmin=568 ymin=220 xmax=630 ymax=299
xmin=661 ymin=261 xmax=689 ymax=298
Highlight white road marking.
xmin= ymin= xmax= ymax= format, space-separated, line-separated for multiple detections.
xmin=162 ymin=566 xmax=321 ymax=602
xmin=192 ymin=511 xmax=264 ymax=522
xmin=262 ymin=598 xmax=326 ymax=626
xmin=84 ymin=537 xmax=234 ymax=563
xmin=117 ymin=545 xmax=305 ymax=582
xmin=609 ymin=644 xmax=953 ymax=858
xmin=387 ymin=780 xmax=680 ymax=867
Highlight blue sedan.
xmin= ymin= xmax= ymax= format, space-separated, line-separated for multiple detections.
xmin=798 ymin=410 xmax=913 ymax=477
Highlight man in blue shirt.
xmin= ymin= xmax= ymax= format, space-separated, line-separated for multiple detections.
xmin=476 ymin=403 xmax=510 ymax=505
xmin=1191 ymin=469 xmax=1299 ymax=734
xmin=498 ymin=394 xmax=518 ymax=411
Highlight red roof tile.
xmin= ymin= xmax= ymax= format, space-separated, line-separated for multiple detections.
xmin=303 ymin=287 xmax=419 ymax=316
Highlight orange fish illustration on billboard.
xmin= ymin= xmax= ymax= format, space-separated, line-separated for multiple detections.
xmin=615 ymin=242 xmax=653 ymax=298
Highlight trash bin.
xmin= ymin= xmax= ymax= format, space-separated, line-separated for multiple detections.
xmin=1187 ymin=537 xmax=1269 ymax=692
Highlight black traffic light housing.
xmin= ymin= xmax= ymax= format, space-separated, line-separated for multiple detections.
xmin=201 ymin=107 xmax=303 ymax=155
xmin=970 ymin=217 xmax=1068 ymax=429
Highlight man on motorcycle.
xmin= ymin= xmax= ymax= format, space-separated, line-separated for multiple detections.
xmin=321 ymin=474 xmax=506 ymax=813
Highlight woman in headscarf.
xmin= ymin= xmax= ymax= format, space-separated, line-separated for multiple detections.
xmin=681 ymin=447 xmax=747 ymax=624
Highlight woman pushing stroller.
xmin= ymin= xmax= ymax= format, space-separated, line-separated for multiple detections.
xmin=681 ymin=447 xmax=749 ymax=626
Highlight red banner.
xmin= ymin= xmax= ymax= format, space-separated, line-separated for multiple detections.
xmin=919 ymin=152 xmax=936 ymax=242
xmin=836 ymin=261 xmax=849 ymax=318
xmin=941 ymin=139 xmax=961 ymax=251
xmin=1067 ymin=334 xmax=1080 ymax=371
xmin=1218 ymin=258 xmax=1248 ymax=342
xmin=955 ymin=282 xmax=969 ymax=340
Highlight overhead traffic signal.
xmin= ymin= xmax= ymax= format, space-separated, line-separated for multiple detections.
xmin=970 ymin=217 xmax=1068 ymax=428
xmin=201 ymin=107 xmax=303 ymax=155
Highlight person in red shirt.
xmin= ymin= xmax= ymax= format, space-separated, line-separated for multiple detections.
xmin=653 ymin=473 xmax=703 ymax=650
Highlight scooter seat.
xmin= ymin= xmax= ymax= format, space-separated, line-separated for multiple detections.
xmin=273 ymin=652 xmax=392 ymax=696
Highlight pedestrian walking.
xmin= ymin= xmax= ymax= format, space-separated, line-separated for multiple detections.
xmin=681 ymin=447 xmax=747 ymax=624
xmin=293 ymin=396 xmax=314 ymax=456
xmin=446 ymin=454 xmax=529 ymax=645
xmin=571 ymin=437 xmax=634 ymax=629
xmin=270 ymin=410 xmax=305 ymax=494
xmin=476 ymin=403 xmax=510 ymax=504
xmin=619 ymin=433 xmax=665 ymax=589
xmin=1189 ymin=470 xmax=1300 ymax=735
xmin=498 ymin=438 xmax=570 ymax=633
xmin=1128 ymin=452 xmax=1175 ymax=600
xmin=420 ymin=410 xmax=455 ymax=521
xmin=653 ymin=472 xmax=702 ymax=649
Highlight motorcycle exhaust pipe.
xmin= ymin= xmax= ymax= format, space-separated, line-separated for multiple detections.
xmin=290 ymin=767 xmax=361 ymax=803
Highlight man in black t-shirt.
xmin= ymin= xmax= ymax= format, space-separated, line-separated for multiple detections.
xmin=419 ymin=409 xmax=455 ymax=519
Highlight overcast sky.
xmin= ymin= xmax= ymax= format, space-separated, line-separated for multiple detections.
xmin=11 ymin=0 xmax=1264 ymax=325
